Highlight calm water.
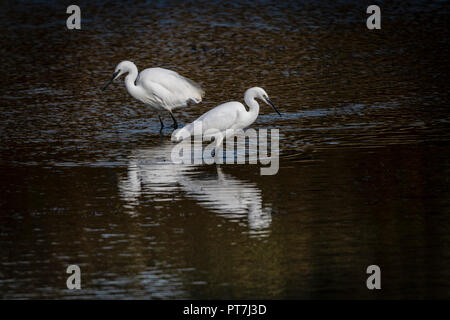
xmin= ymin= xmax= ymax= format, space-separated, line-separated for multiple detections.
xmin=0 ymin=0 xmax=449 ymax=299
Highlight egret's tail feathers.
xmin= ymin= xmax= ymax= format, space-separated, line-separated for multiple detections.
xmin=188 ymin=97 xmax=202 ymax=104
xmin=181 ymin=76 xmax=205 ymax=102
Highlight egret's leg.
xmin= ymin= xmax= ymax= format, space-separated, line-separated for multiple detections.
xmin=214 ymin=135 xmax=224 ymax=163
xmin=169 ymin=111 xmax=178 ymax=129
xmin=158 ymin=115 xmax=164 ymax=130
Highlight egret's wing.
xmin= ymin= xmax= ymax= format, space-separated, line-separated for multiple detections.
xmin=173 ymin=102 xmax=241 ymax=141
xmin=137 ymin=81 xmax=173 ymax=107
xmin=197 ymin=102 xmax=241 ymax=132
xmin=138 ymin=68 xmax=204 ymax=109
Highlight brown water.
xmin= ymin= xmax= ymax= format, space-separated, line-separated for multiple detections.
xmin=0 ymin=0 xmax=449 ymax=299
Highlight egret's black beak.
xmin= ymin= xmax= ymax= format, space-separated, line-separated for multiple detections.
xmin=102 ymin=71 xmax=119 ymax=91
xmin=266 ymin=98 xmax=281 ymax=116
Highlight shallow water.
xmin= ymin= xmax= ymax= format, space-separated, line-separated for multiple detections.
xmin=0 ymin=0 xmax=449 ymax=299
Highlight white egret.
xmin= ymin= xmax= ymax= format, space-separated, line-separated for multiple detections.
xmin=103 ymin=61 xmax=204 ymax=129
xmin=172 ymin=87 xmax=280 ymax=155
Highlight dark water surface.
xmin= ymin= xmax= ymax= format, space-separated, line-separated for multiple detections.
xmin=0 ymin=0 xmax=449 ymax=299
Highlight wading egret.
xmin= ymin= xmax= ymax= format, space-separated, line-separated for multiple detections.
xmin=103 ymin=61 xmax=204 ymax=129
xmin=172 ymin=87 xmax=280 ymax=155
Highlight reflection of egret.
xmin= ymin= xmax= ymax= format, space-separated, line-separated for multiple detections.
xmin=172 ymin=87 xmax=280 ymax=157
xmin=181 ymin=166 xmax=272 ymax=233
xmin=103 ymin=61 xmax=204 ymax=129
xmin=118 ymin=142 xmax=272 ymax=236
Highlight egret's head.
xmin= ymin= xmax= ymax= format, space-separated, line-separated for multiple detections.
xmin=246 ymin=87 xmax=281 ymax=116
xmin=103 ymin=61 xmax=135 ymax=91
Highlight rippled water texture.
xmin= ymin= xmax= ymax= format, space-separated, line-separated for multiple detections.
xmin=0 ymin=0 xmax=449 ymax=299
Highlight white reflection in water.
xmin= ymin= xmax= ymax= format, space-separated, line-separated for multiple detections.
xmin=118 ymin=141 xmax=272 ymax=237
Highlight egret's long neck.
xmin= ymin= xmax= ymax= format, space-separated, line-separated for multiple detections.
xmin=124 ymin=64 xmax=141 ymax=99
xmin=243 ymin=94 xmax=260 ymax=126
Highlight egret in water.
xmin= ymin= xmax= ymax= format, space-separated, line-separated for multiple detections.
xmin=172 ymin=87 xmax=280 ymax=156
xmin=103 ymin=61 xmax=204 ymax=129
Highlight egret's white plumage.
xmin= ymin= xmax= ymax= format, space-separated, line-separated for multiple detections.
xmin=103 ymin=60 xmax=204 ymax=129
xmin=172 ymin=87 xmax=280 ymax=149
